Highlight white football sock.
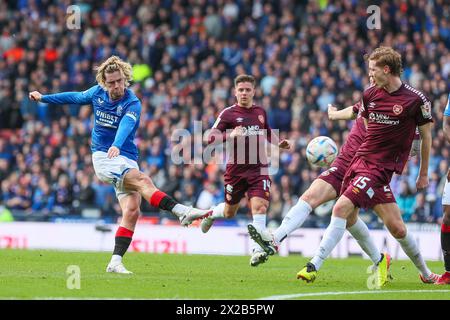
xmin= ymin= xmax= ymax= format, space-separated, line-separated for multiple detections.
xmin=397 ymin=231 xmax=431 ymax=277
xmin=273 ymin=199 xmax=312 ymax=245
xmin=110 ymin=254 xmax=122 ymax=265
xmin=172 ymin=204 xmax=189 ymax=217
xmin=310 ymin=216 xmax=347 ymax=270
xmin=251 ymin=214 xmax=267 ymax=252
xmin=347 ymin=217 xmax=382 ymax=265
xmin=211 ymin=202 xmax=225 ymax=219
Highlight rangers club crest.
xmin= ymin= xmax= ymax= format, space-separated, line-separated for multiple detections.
xmin=117 ymin=104 xmax=123 ymax=116
xmin=258 ymin=115 xmax=265 ymax=124
xmin=393 ymin=104 xmax=403 ymax=115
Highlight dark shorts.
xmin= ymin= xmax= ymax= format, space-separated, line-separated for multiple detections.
xmin=223 ymin=174 xmax=271 ymax=205
xmin=317 ymin=159 xmax=348 ymax=195
xmin=341 ymin=157 xmax=396 ymax=209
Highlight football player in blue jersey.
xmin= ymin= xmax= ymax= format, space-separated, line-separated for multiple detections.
xmin=438 ymin=93 xmax=450 ymax=285
xmin=29 ymin=56 xmax=212 ymax=274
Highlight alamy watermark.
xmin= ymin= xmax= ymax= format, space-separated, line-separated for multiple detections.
xmin=366 ymin=5 xmax=381 ymax=30
xmin=66 ymin=265 xmax=81 ymax=289
xmin=169 ymin=122 xmax=281 ymax=175
xmin=366 ymin=265 xmax=381 ymax=290
xmin=66 ymin=5 xmax=81 ymax=30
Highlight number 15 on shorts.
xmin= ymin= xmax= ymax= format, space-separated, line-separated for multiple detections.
xmin=353 ymin=176 xmax=371 ymax=189
xmin=353 ymin=176 xmax=375 ymax=199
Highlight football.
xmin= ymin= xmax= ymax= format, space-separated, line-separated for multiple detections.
xmin=306 ymin=136 xmax=338 ymax=168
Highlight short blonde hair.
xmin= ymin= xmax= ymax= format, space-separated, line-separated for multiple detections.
xmin=95 ymin=56 xmax=133 ymax=89
xmin=365 ymin=46 xmax=403 ymax=76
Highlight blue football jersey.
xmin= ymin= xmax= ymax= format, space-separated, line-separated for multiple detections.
xmin=445 ymin=93 xmax=450 ymax=117
xmin=41 ymin=85 xmax=141 ymax=161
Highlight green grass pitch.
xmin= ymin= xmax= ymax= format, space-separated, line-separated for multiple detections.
xmin=0 ymin=249 xmax=448 ymax=300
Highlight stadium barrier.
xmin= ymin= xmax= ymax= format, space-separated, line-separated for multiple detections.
xmin=0 ymin=222 xmax=443 ymax=261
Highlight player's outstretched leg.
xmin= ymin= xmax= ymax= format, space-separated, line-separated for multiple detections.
xmin=148 ymin=190 xmax=212 ymax=226
xmin=124 ymin=169 xmax=212 ymax=226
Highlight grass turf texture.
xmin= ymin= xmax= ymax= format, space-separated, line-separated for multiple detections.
xmin=0 ymin=249 xmax=448 ymax=300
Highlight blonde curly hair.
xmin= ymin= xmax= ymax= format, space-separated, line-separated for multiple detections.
xmin=95 ymin=56 xmax=133 ymax=89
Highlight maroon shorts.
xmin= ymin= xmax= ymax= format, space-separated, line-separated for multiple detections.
xmin=317 ymin=159 xmax=348 ymax=195
xmin=341 ymin=157 xmax=396 ymax=209
xmin=223 ymin=174 xmax=271 ymax=205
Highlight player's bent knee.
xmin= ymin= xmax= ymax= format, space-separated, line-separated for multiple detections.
xmin=136 ymin=174 xmax=156 ymax=192
xmin=139 ymin=174 xmax=154 ymax=186
xmin=300 ymin=191 xmax=319 ymax=209
xmin=390 ymin=224 xmax=407 ymax=239
xmin=223 ymin=207 xmax=238 ymax=219
xmin=253 ymin=205 xmax=268 ymax=215
xmin=332 ymin=199 xmax=354 ymax=219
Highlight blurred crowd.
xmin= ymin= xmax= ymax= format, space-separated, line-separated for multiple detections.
xmin=0 ymin=0 xmax=449 ymax=227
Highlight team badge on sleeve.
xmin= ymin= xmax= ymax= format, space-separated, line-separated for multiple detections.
xmin=420 ymin=101 xmax=432 ymax=118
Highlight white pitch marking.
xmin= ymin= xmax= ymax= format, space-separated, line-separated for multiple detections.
xmin=259 ymin=289 xmax=450 ymax=300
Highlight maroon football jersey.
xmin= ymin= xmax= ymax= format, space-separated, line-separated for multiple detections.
xmin=209 ymin=104 xmax=273 ymax=177
xmin=334 ymin=102 xmax=366 ymax=165
xmin=358 ymin=83 xmax=433 ymax=174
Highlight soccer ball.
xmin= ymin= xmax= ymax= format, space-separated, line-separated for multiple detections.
xmin=306 ymin=136 xmax=338 ymax=168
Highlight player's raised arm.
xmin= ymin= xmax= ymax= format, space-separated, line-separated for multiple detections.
xmin=327 ymin=104 xmax=357 ymax=121
xmin=416 ymin=122 xmax=432 ymax=190
xmin=29 ymin=85 xmax=98 ymax=105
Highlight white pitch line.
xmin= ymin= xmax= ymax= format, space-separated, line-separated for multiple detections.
xmin=259 ymin=289 xmax=450 ymax=300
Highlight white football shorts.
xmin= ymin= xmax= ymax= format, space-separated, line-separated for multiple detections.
xmin=442 ymin=179 xmax=450 ymax=206
xmin=92 ymin=151 xmax=139 ymax=200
